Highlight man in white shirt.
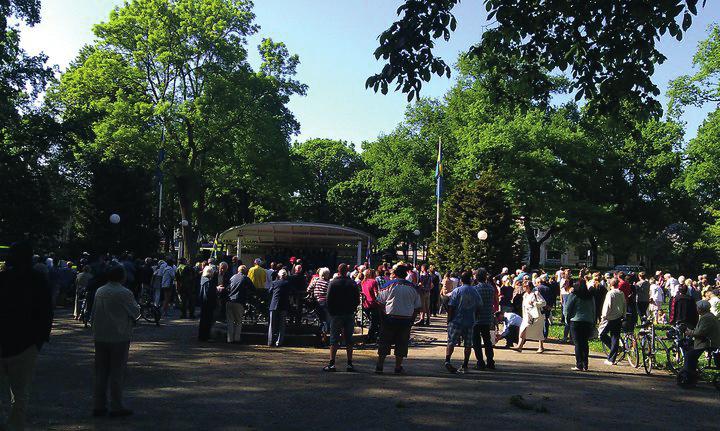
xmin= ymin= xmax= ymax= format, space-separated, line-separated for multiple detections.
xmin=91 ymin=264 xmax=140 ymax=418
xmin=375 ymin=263 xmax=421 ymax=374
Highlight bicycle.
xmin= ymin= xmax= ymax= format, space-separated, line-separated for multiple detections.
xmin=664 ymin=324 xmax=688 ymax=374
xmin=601 ymin=328 xmax=639 ymax=367
xmin=138 ymin=286 xmax=161 ymax=326
xmin=638 ymin=320 xmax=671 ymax=374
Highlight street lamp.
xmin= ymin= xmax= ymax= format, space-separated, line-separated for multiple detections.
xmin=109 ymin=214 xmax=121 ymax=255
xmin=413 ymin=229 xmax=420 ymax=267
xmin=477 ymin=230 xmax=488 ymax=241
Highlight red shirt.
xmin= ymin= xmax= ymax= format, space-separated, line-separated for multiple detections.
xmin=618 ymin=279 xmax=632 ymax=302
xmin=361 ymin=278 xmax=379 ymax=309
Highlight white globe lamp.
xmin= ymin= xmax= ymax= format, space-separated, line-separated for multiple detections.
xmin=109 ymin=214 xmax=121 ymax=224
xmin=477 ymin=230 xmax=488 ymax=241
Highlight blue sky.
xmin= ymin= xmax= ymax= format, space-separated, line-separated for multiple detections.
xmin=19 ymin=0 xmax=719 ymax=145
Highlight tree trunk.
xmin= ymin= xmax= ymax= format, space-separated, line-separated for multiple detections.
xmin=524 ymin=221 xmax=559 ymax=269
xmin=589 ymin=236 xmax=599 ymax=268
xmin=176 ymin=175 xmax=197 ymax=260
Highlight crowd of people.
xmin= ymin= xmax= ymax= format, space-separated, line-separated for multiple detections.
xmin=2 ymin=241 xmax=720 ymax=429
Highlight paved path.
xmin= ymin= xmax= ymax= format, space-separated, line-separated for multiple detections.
xmin=8 ymin=311 xmax=718 ymax=430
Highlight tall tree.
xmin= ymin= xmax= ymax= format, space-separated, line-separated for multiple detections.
xmin=368 ymin=0 xmax=708 ymax=115
xmin=52 ymin=0 xmax=305 ymax=258
xmin=290 ymin=138 xmax=363 ymax=223
xmin=432 ymin=174 xmax=521 ymax=272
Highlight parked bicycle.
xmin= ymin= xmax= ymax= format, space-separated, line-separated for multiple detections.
xmin=638 ymin=320 xmax=670 ymax=374
xmin=664 ymin=324 xmax=689 ymax=374
xmin=601 ymin=329 xmax=639 ymax=367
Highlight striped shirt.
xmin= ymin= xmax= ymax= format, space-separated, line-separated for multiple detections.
xmin=314 ymin=279 xmax=329 ymax=304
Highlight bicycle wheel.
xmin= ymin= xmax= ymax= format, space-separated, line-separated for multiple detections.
xmin=665 ymin=343 xmax=684 ymax=375
xmin=625 ymin=333 xmax=639 ymax=368
xmin=641 ymin=336 xmax=652 ymax=375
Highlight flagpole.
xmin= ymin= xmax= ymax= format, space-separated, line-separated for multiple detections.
xmin=435 ymin=137 xmax=441 ymax=239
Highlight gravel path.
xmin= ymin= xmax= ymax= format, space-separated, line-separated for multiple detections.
xmin=7 ymin=310 xmax=718 ymax=430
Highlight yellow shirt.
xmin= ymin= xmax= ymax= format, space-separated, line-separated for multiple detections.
xmin=248 ymin=264 xmax=267 ymax=290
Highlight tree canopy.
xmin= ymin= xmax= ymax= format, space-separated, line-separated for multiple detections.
xmin=368 ymin=0 xmax=708 ymax=116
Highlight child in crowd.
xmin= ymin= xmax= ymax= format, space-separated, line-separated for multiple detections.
xmin=657 ymin=309 xmax=668 ymax=325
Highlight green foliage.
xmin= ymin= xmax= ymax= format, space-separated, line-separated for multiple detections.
xmin=369 ymin=0 xmax=708 ymax=116
xmin=69 ymin=158 xmax=159 ymax=257
xmin=290 ymin=138 xmax=363 ymax=223
xmin=51 ymin=0 xmax=305 ymax=257
xmin=431 ymin=174 xmax=521 ymax=272
xmin=668 ymin=24 xmax=720 ymax=117
xmin=361 ymin=100 xmax=446 ymax=250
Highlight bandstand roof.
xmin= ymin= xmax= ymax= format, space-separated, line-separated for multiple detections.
xmin=217 ymin=222 xmax=375 ymax=249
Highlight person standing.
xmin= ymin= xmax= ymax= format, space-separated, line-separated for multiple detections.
xmin=0 ymin=242 xmax=53 ymax=431
xmin=445 ymin=271 xmax=483 ymax=373
xmin=536 ymin=275 xmax=556 ymax=339
xmin=198 ymin=266 xmax=218 ymax=342
xmin=635 ymin=272 xmax=651 ymax=322
xmin=416 ymin=264 xmax=432 ymax=326
xmin=248 ymin=258 xmax=267 ymax=291
xmin=175 ymin=258 xmax=197 ymax=319
xmin=429 ymin=265 xmax=441 ymax=317
xmin=267 ymin=269 xmax=291 ymax=347
xmin=559 ymin=273 xmax=572 ymax=343
xmin=323 ymin=264 xmax=360 ymax=372
xmin=670 ymin=284 xmax=699 ymax=329
xmin=160 ymin=259 xmax=176 ymax=317
xmin=375 ymin=264 xmax=421 ymax=374
xmin=599 ymin=278 xmax=627 ymax=365
xmin=361 ymin=268 xmax=380 ymax=343
xmin=311 ymin=268 xmax=332 ymax=341
xmin=91 ymin=264 xmax=140 ymax=418
xmin=74 ymin=265 xmax=93 ymax=320
xmin=564 ymin=280 xmax=596 ymax=371
xmin=514 ymin=280 xmax=547 ymax=353
xmin=226 ymin=265 xmax=254 ymax=343
xmin=472 ymin=268 xmax=496 ymax=370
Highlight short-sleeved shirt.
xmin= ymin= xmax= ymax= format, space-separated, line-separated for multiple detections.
xmin=473 ymin=282 xmax=495 ymax=325
xmin=448 ymin=284 xmax=483 ymax=328
xmin=377 ymin=279 xmax=421 ymax=318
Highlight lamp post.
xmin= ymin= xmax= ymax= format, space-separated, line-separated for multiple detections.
xmin=109 ymin=214 xmax=120 ymax=255
xmin=413 ymin=229 xmax=420 ymax=267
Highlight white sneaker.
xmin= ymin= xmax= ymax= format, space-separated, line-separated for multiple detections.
xmin=603 ymin=360 xmax=614 ymax=366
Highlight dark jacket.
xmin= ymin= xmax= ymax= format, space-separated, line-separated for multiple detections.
xmin=199 ymin=276 xmax=218 ymax=306
xmin=670 ymin=293 xmax=699 ymax=328
xmin=227 ymin=273 xmax=254 ymax=304
xmin=269 ymin=279 xmax=292 ymax=311
xmin=326 ymin=276 xmax=360 ymax=316
xmin=0 ymin=267 xmax=53 ymax=358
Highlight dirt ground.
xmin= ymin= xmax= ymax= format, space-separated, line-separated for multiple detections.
xmin=5 ymin=309 xmax=718 ymax=431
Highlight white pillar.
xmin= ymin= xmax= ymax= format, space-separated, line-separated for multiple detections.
xmin=236 ymin=237 xmax=242 ymax=260
xmin=357 ymin=240 xmax=362 ymax=266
